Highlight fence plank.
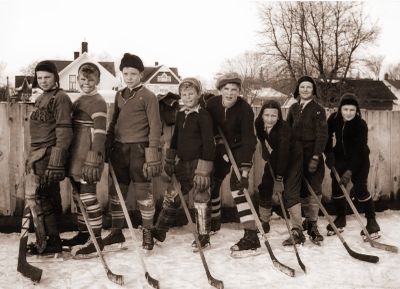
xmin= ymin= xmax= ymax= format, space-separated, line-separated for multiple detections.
xmin=0 ymin=104 xmax=11 ymax=215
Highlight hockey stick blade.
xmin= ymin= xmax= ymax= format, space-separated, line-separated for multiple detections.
xmin=17 ymin=204 xmax=42 ymax=283
xmin=172 ymin=175 xmax=224 ymax=289
xmin=109 ymin=164 xmax=159 ymax=289
xmin=304 ymin=178 xmax=379 ymax=263
xmin=217 ymin=127 xmax=295 ymax=278
xmin=332 ymin=168 xmax=398 ymax=254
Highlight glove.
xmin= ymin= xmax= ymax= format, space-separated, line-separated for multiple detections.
xmin=81 ymin=150 xmax=103 ymax=184
xmin=325 ymin=152 xmax=335 ymax=169
xmin=164 ymin=148 xmax=176 ymax=177
xmin=236 ymin=167 xmax=250 ymax=193
xmin=215 ymin=143 xmax=229 ymax=163
xmin=273 ymin=176 xmax=284 ymax=195
xmin=193 ymin=159 xmax=213 ymax=192
xmin=340 ymin=170 xmax=352 ymax=186
xmin=308 ymin=157 xmax=319 ymax=174
xmin=143 ymin=147 xmax=162 ymax=179
xmin=44 ymin=147 xmax=66 ymax=184
xmin=104 ymin=133 xmax=114 ymax=163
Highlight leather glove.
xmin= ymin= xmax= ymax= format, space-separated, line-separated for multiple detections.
xmin=273 ymin=176 xmax=284 ymax=195
xmin=340 ymin=170 xmax=352 ymax=186
xmin=143 ymin=147 xmax=162 ymax=179
xmin=236 ymin=167 xmax=250 ymax=194
xmin=164 ymin=148 xmax=176 ymax=177
xmin=325 ymin=152 xmax=335 ymax=170
xmin=44 ymin=147 xmax=66 ymax=184
xmin=308 ymin=157 xmax=319 ymax=174
xmin=81 ymin=150 xmax=103 ymax=184
xmin=193 ymin=159 xmax=213 ymax=192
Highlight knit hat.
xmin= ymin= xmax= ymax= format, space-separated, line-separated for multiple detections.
xmin=32 ymin=60 xmax=59 ymax=88
xmin=216 ymin=72 xmax=242 ymax=90
xmin=179 ymin=77 xmax=202 ymax=94
xmin=78 ymin=62 xmax=101 ymax=79
xmin=293 ymin=75 xmax=318 ymax=99
xmin=255 ymin=100 xmax=283 ymax=139
xmin=119 ymin=53 xmax=144 ymax=72
xmin=338 ymin=92 xmax=361 ymax=116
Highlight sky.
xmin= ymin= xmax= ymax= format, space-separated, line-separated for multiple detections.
xmin=0 ymin=0 xmax=399 ymax=88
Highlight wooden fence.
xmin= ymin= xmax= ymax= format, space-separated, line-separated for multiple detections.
xmin=0 ymin=102 xmax=399 ymax=216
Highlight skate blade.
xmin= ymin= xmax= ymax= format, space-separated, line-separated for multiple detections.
xmin=192 ymin=242 xmax=211 ymax=253
xmin=209 ymin=230 xmax=219 ymax=236
xmin=230 ymin=247 xmax=262 ymax=258
xmin=142 ymin=248 xmax=154 ymax=256
xmin=309 ymin=238 xmax=322 ymax=246
xmin=103 ymin=242 xmax=128 ymax=253
xmin=362 ymin=232 xmax=381 ymax=242
xmin=327 ymin=227 xmax=344 ymax=236
xmin=27 ymin=252 xmax=68 ymax=263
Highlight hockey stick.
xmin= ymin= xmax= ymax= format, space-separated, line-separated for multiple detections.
xmin=218 ymin=127 xmax=295 ymax=277
xmin=266 ymin=163 xmax=306 ymax=273
xmin=17 ymin=203 xmax=43 ymax=283
xmin=109 ymin=164 xmax=160 ymax=289
xmin=331 ymin=167 xmax=398 ymax=253
xmin=303 ymin=178 xmax=379 ymax=263
xmin=171 ymin=174 xmax=224 ymax=289
xmin=74 ymin=191 xmax=124 ymax=285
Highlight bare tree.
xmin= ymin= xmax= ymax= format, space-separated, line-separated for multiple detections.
xmin=386 ymin=63 xmax=400 ymax=80
xmin=363 ymin=55 xmax=385 ymax=80
xmin=258 ymin=1 xmax=379 ymax=93
xmin=19 ymin=60 xmax=39 ymax=76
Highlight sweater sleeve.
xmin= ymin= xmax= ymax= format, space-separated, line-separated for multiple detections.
xmin=199 ymin=110 xmax=215 ymax=161
xmin=348 ymin=119 xmax=369 ymax=173
xmin=53 ymin=92 xmax=73 ymax=151
xmin=169 ymin=112 xmax=181 ymax=150
xmin=238 ymin=104 xmax=257 ymax=168
xmin=313 ymin=105 xmax=328 ymax=157
xmin=107 ymin=91 xmax=120 ymax=137
xmin=87 ymin=97 xmax=108 ymax=156
xmin=324 ymin=113 xmax=336 ymax=155
xmin=144 ymin=92 xmax=162 ymax=147
xmin=275 ymin=123 xmax=291 ymax=178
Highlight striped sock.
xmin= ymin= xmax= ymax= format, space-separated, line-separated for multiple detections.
xmin=231 ymin=190 xmax=256 ymax=230
xmin=80 ymin=193 xmax=102 ymax=236
xmin=137 ymin=198 xmax=155 ymax=229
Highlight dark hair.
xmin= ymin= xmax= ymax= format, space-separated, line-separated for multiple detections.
xmin=254 ymin=100 xmax=283 ymax=140
xmin=78 ymin=62 xmax=100 ymax=81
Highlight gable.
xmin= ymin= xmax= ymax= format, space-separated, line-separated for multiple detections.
xmin=145 ymin=66 xmax=180 ymax=85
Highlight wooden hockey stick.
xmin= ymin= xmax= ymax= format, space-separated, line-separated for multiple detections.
xmin=74 ymin=191 xmax=124 ymax=285
xmin=218 ymin=127 xmax=295 ymax=277
xmin=17 ymin=203 xmax=43 ymax=283
xmin=171 ymin=175 xmax=224 ymax=289
xmin=332 ymin=167 xmax=398 ymax=253
xmin=109 ymin=164 xmax=160 ymax=289
xmin=303 ymin=178 xmax=379 ymax=263
xmin=266 ymin=162 xmax=307 ymax=273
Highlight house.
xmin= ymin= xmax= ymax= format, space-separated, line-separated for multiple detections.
xmin=141 ymin=62 xmax=181 ymax=96
xmin=250 ymin=87 xmax=289 ymax=106
xmin=383 ymin=74 xmax=400 ymax=111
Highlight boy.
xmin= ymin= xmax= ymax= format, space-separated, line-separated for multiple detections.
xmin=254 ymin=100 xmax=305 ymax=245
xmin=325 ymin=93 xmax=380 ymax=239
xmin=286 ymin=76 xmax=328 ymax=244
xmin=206 ymin=72 xmax=259 ymax=257
xmin=105 ymin=53 xmax=162 ymax=252
xmin=62 ymin=62 xmax=107 ymax=256
xmin=153 ymin=78 xmax=215 ymax=250
xmin=26 ymin=61 xmax=73 ymax=255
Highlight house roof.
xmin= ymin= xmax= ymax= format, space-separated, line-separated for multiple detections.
xmin=141 ymin=66 xmax=180 ymax=82
xmin=386 ymin=79 xmax=400 ymax=90
xmin=50 ymin=60 xmax=116 ymax=76
xmin=15 ymin=76 xmax=34 ymax=89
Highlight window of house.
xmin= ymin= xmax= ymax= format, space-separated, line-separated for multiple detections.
xmin=69 ymin=75 xmax=77 ymax=91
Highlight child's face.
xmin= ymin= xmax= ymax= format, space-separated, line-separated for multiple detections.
xmin=181 ymin=87 xmax=200 ymax=109
xmin=220 ymin=83 xmax=240 ymax=107
xmin=341 ymin=104 xmax=357 ymax=121
xmin=36 ymin=71 xmax=56 ymax=91
xmin=262 ymin=108 xmax=279 ymax=129
xmin=299 ymin=81 xmax=314 ymax=101
xmin=122 ymin=67 xmax=142 ymax=89
xmin=78 ymin=73 xmax=99 ymax=94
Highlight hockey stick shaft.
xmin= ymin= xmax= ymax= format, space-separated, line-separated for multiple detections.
xmin=109 ymin=164 xmax=160 ymax=289
xmin=17 ymin=203 xmax=43 ymax=283
xmin=303 ymin=178 xmax=379 ymax=263
xmin=332 ymin=167 xmax=398 ymax=253
xmin=74 ymin=191 xmax=124 ymax=285
xmin=171 ymin=175 xmax=224 ymax=289
xmin=217 ymin=127 xmax=295 ymax=277
xmin=266 ymin=163 xmax=306 ymax=273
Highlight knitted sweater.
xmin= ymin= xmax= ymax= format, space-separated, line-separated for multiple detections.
xmin=29 ymin=88 xmax=73 ymax=151
xmin=108 ymin=85 xmax=162 ymax=147
xmin=170 ymin=107 xmax=215 ymax=161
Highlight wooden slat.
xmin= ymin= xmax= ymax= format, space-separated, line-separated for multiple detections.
xmin=0 ymin=104 xmax=11 ymax=215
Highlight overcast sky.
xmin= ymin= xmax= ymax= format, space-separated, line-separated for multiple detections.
xmin=1 ymin=0 xmax=399 ymax=88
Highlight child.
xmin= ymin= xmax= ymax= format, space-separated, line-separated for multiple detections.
xmin=286 ymin=76 xmax=328 ymax=244
xmin=153 ymin=78 xmax=215 ymax=250
xmin=324 ymin=93 xmax=380 ymax=239
xmin=26 ymin=61 xmax=73 ymax=255
xmin=62 ymin=62 xmax=107 ymax=256
xmin=105 ymin=53 xmax=162 ymax=252
xmin=206 ymin=72 xmax=259 ymax=257
xmin=254 ymin=100 xmax=305 ymax=245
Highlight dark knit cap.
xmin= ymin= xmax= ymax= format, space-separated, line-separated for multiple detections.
xmin=179 ymin=77 xmax=202 ymax=94
xmin=338 ymin=92 xmax=361 ymax=116
xmin=216 ymin=72 xmax=242 ymax=90
xmin=119 ymin=53 xmax=144 ymax=72
xmin=293 ymin=75 xmax=318 ymax=99
xmin=32 ymin=60 xmax=59 ymax=88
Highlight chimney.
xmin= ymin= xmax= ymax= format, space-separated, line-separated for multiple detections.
xmin=155 ymin=61 xmax=159 ymax=66
xmin=74 ymin=51 xmax=80 ymax=60
xmin=384 ymin=73 xmax=389 ymax=81
xmin=82 ymin=41 xmax=88 ymax=54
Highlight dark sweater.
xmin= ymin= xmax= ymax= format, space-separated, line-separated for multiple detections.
xmin=286 ymin=99 xmax=328 ymax=157
xmin=325 ymin=113 xmax=370 ymax=173
xmin=206 ymin=95 xmax=256 ymax=168
xmin=170 ymin=107 xmax=215 ymax=161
